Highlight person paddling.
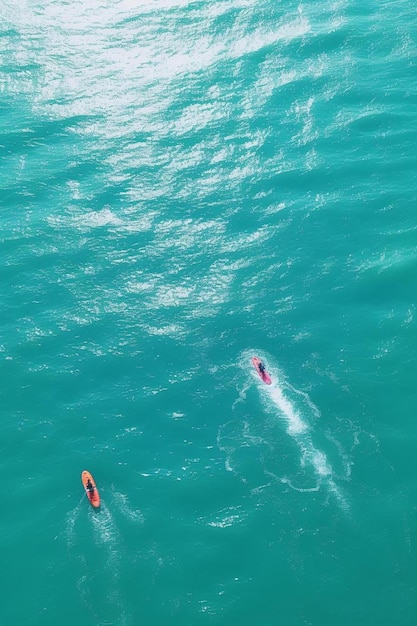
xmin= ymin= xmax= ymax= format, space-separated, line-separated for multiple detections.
xmin=258 ymin=361 xmax=266 ymax=375
xmin=86 ymin=478 xmax=94 ymax=494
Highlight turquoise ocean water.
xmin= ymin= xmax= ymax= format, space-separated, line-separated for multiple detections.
xmin=1 ymin=0 xmax=417 ymax=624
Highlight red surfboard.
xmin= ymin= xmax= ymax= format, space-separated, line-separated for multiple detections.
xmin=252 ymin=357 xmax=272 ymax=385
xmin=81 ymin=470 xmax=101 ymax=508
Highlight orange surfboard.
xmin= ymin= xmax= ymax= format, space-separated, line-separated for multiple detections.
xmin=81 ymin=470 xmax=101 ymax=508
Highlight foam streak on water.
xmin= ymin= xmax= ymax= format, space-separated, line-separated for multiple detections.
xmin=243 ymin=352 xmax=348 ymax=509
xmin=65 ymin=502 xmax=129 ymax=626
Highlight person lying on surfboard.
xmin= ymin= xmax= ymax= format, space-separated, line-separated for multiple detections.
xmin=251 ymin=357 xmax=272 ymax=384
xmin=86 ymin=478 xmax=95 ymax=494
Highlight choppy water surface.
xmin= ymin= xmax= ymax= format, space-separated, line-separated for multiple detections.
xmin=1 ymin=0 xmax=417 ymax=624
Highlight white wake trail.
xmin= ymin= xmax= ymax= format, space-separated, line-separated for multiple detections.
xmin=246 ymin=353 xmax=348 ymax=510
